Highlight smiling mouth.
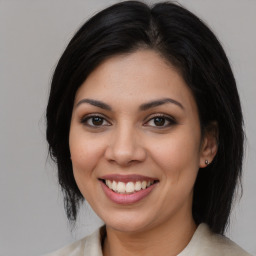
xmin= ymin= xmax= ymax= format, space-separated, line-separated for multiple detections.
xmin=99 ymin=179 xmax=159 ymax=194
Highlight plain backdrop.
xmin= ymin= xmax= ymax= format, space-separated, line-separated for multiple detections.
xmin=1 ymin=0 xmax=255 ymax=255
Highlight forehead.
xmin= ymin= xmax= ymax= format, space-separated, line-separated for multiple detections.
xmin=74 ymin=49 xmax=196 ymax=110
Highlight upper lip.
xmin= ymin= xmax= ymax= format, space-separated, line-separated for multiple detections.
xmin=99 ymin=174 xmax=158 ymax=183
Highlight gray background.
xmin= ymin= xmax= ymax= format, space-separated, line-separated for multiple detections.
xmin=1 ymin=0 xmax=255 ymax=255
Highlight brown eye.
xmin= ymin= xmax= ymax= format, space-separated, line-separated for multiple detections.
xmin=91 ymin=117 xmax=104 ymax=126
xmin=153 ymin=117 xmax=166 ymax=126
xmin=81 ymin=115 xmax=110 ymax=127
xmin=145 ymin=115 xmax=176 ymax=128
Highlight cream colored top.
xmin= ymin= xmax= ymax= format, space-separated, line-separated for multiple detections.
xmin=45 ymin=223 xmax=251 ymax=256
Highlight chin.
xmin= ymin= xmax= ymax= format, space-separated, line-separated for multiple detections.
xmin=102 ymin=211 xmax=156 ymax=234
xmin=107 ymin=222 xmax=149 ymax=233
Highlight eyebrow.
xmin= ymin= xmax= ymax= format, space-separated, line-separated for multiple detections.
xmin=75 ymin=97 xmax=184 ymax=111
xmin=139 ymin=98 xmax=184 ymax=111
xmin=76 ymin=99 xmax=112 ymax=111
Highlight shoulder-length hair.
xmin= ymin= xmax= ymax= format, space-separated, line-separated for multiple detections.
xmin=46 ymin=1 xmax=244 ymax=234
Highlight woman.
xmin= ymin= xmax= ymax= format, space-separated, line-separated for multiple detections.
xmin=46 ymin=1 xmax=251 ymax=255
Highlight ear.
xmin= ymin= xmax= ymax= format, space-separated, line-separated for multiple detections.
xmin=199 ymin=122 xmax=218 ymax=168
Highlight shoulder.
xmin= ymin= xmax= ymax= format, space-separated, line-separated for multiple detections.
xmin=205 ymin=231 xmax=251 ymax=256
xmin=43 ymin=227 xmax=104 ymax=256
xmin=179 ymin=223 xmax=252 ymax=256
xmin=43 ymin=237 xmax=87 ymax=256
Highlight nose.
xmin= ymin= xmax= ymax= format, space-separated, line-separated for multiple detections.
xmin=104 ymin=125 xmax=147 ymax=167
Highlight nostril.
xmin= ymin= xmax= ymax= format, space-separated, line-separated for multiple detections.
xmin=104 ymin=136 xmax=147 ymax=166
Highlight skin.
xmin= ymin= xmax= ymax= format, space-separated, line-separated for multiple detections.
xmin=69 ymin=49 xmax=217 ymax=256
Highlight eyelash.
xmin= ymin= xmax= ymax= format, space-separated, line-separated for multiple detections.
xmin=144 ymin=114 xmax=177 ymax=128
xmin=80 ymin=114 xmax=176 ymax=128
xmin=80 ymin=114 xmax=111 ymax=127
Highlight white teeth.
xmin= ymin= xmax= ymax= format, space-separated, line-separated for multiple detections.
xmin=112 ymin=180 xmax=117 ymax=191
xmin=135 ymin=181 xmax=142 ymax=191
xmin=125 ymin=182 xmax=135 ymax=193
xmin=141 ymin=181 xmax=147 ymax=189
xmin=106 ymin=180 xmax=112 ymax=189
xmin=105 ymin=180 xmax=154 ymax=194
xmin=116 ymin=182 xmax=126 ymax=193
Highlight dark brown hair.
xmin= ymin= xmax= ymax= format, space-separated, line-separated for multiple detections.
xmin=46 ymin=1 xmax=244 ymax=234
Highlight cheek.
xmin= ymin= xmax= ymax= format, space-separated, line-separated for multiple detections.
xmin=149 ymin=129 xmax=201 ymax=179
xmin=69 ymin=128 xmax=105 ymax=180
xmin=69 ymin=132 xmax=107 ymax=203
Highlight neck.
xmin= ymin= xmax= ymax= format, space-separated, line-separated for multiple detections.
xmin=103 ymin=215 xmax=196 ymax=256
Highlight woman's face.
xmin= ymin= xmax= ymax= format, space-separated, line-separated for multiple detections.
xmin=69 ymin=50 xmax=208 ymax=233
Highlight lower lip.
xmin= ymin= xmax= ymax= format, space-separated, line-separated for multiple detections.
xmin=100 ymin=181 xmax=157 ymax=205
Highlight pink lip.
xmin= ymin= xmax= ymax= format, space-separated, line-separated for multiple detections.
xmin=99 ymin=179 xmax=158 ymax=205
xmin=100 ymin=174 xmax=156 ymax=183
